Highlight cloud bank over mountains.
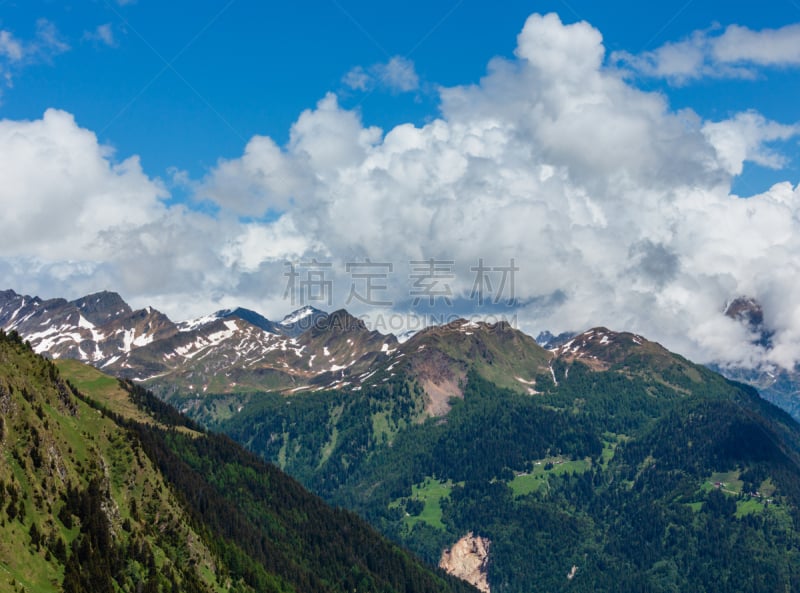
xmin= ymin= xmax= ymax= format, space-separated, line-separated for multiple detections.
xmin=2 ymin=13 xmax=800 ymax=370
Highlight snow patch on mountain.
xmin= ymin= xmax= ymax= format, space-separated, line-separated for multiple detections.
xmin=178 ymin=313 xmax=223 ymax=332
xmin=280 ymin=307 xmax=316 ymax=326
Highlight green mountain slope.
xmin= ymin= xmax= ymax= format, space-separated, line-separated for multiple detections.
xmin=0 ymin=329 xmax=476 ymax=593
xmin=213 ymin=325 xmax=800 ymax=593
xmin=367 ymin=319 xmax=553 ymax=415
xmin=0 ymin=330 xmax=219 ymax=593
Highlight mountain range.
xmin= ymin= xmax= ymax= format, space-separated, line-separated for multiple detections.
xmin=3 ymin=288 xmax=799 ymax=422
xmin=0 ymin=289 xmax=395 ymax=398
xmin=6 ymin=288 xmax=800 ymax=592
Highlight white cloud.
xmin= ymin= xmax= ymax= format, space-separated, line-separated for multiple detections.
xmin=0 ymin=31 xmax=24 ymax=62
xmin=377 ymin=56 xmax=420 ymax=92
xmin=703 ymin=111 xmax=800 ymax=176
xmin=713 ymin=23 xmax=800 ymax=66
xmin=201 ymin=132 xmax=311 ymax=215
xmin=0 ymin=19 xmax=70 ymax=93
xmin=3 ymin=12 xmax=800 ymax=373
xmin=343 ymin=55 xmax=420 ymax=93
xmin=203 ymin=13 xmax=800 ymax=369
xmin=33 ymin=19 xmax=70 ymax=58
xmin=0 ymin=109 xmax=323 ymax=320
xmin=0 ymin=109 xmax=167 ymax=261
xmin=614 ymin=22 xmax=800 ymax=83
xmin=342 ymin=66 xmax=369 ymax=91
xmin=201 ymin=94 xmax=382 ymax=216
xmin=83 ymin=24 xmax=117 ymax=48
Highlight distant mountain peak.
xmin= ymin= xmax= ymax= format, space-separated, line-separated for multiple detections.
xmin=278 ymin=306 xmax=328 ymax=337
xmin=724 ymin=296 xmax=764 ymax=327
xmin=71 ymin=290 xmax=128 ymax=308
xmin=396 ymin=328 xmax=420 ymax=343
xmin=369 ymin=317 xmax=552 ymax=414
xmin=70 ymin=290 xmax=132 ymax=325
xmin=535 ymin=330 xmax=576 ymax=350
xmin=553 ymin=327 xmax=650 ymax=370
xmin=280 ymin=305 xmax=323 ymax=326
xmin=723 ymin=296 xmax=773 ymax=348
xmin=219 ymin=307 xmax=279 ymax=334
xmin=0 ymin=288 xmax=21 ymax=301
xmin=0 ymin=288 xmax=177 ymax=362
xmin=312 ymin=309 xmax=368 ymax=335
xmin=177 ymin=307 xmax=278 ymax=334
xmin=413 ymin=317 xmax=510 ymax=339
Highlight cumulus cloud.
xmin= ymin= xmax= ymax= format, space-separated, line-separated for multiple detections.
xmin=0 ymin=110 xmax=194 ymax=298
xmin=202 ymin=13 xmax=800 ymax=369
xmin=0 ymin=109 xmax=320 ymax=320
xmin=342 ymin=67 xmax=369 ymax=91
xmin=343 ymin=55 xmax=420 ymax=93
xmin=703 ymin=111 xmax=800 ymax=176
xmin=201 ymin=93 xmax=382 ymax=216
xmin=614 ymin=22 xmax=800 ymax=83
xmin=0 ymin=109 xmax=167 ymax=261
xmin=3 ymin=13 xmax=800 ymax=372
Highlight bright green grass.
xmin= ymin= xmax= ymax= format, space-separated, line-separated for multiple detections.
xmin=706 ymin=470 xmax=744 ymax=494
xmin=508 ymin=472 xmax=547 ymax=496
xmin=735 ymin=498 xmax=768 ymax=517
xmin=277 ymin=432 xmax=289 ymax=469
xmin=318 ymin=423 xmax=339 ymax=467
xmin=395 ymin=478 xmax=456 ymax=530
xmin=600 ymin=433 xmax=628 ymax=466
xmin=55 ymin=358 xmax=151 ymax=425
xmin=54 ymin=359 xmax=118 ymax=397
xmin=758 ymin=477 xmax=777 ymax=498
xmin=508 ymin=457 xmax=591 ymax=496
xmin=56 ymin=359 xmax=200 ymax=435
xmin=371 ymin=411 xmax=393 ymax=445
xmin=692 ymin=471 xmax=786 ymax=520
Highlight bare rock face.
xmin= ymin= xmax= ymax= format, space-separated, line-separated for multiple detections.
xmin=439 ymin=532 xmax=491 ymax=593
xmin=723 ymin=296 xmax=774 ymax=348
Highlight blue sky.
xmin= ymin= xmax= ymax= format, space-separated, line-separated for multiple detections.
xmin=2 ymin=0 xmax=800 ymax=370
xmin=2 ymin=0 xmax=798 ymax=190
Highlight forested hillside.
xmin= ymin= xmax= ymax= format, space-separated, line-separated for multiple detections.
xmin=0 ymin=328 xmax=475 ymax=593
xmin=214 ymin=329 xmax=800 ymax=592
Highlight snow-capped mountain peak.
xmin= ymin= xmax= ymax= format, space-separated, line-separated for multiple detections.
xmin=0 ymin=289 xmax=178 ymax=362
xmin=279 ymin=306 xmax=328 ymax=338
xmin=280 ymin=306 xmax=316 ymax=326
xmin=177 ymin=312 xmax=222 ymax=332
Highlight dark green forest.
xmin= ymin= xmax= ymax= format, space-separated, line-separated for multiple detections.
xmin=215 ymin=350 xmax=800 ymax=592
